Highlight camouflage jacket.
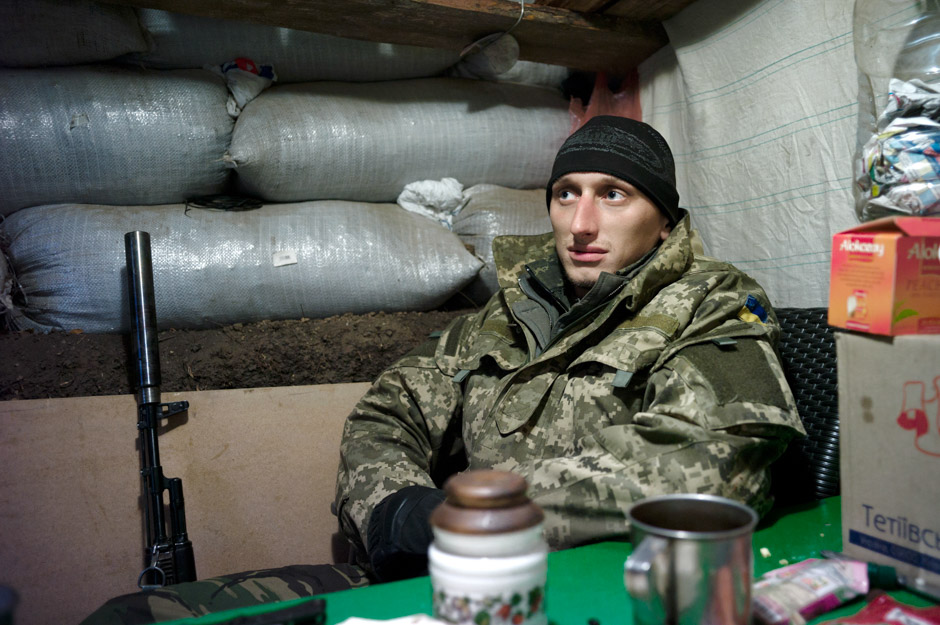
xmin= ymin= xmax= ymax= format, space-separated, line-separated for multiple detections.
xmin=334 ymin=216 xmax=804 ymax=561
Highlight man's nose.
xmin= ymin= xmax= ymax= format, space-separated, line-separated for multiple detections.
xmin=569 ymin=193 xmax=598 ymax=236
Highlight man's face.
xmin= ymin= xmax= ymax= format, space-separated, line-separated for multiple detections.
xmin=549 ymin=172 xmax=672 ymax=298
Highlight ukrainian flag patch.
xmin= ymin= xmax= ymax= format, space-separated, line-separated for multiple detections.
xmin=738 ymin=294 xmax=768 ymax=324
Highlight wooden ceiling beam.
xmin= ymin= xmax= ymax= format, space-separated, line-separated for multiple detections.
xmin=100 ymin=0 xmax=669 ymax=73
xmin=604 ymin=0 xmax=697 ymax=21
xmin=532 ymin=0 xmax=615 ymax=12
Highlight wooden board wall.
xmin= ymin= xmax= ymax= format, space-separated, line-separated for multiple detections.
xmin=0 ymin=383 xmax=370 ymax=625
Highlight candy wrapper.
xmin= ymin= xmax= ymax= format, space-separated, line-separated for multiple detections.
xmin=753 ymin=558 xmax=870 ymax=625
xmin=207 ymin=57 xmax=277 ymax=117
xmin=857 ymin=78 xmax=940 ymax=219
xmin=819 ymin=592 xmax=940 ymax=624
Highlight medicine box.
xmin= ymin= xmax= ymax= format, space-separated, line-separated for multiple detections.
xmin=838 ymin=331 xmax=940 ymax=590
xmin=828 ymin=216 xmax=940 ymax=335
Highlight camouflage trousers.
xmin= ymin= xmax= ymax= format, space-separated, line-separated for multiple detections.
xmin=79 ymin=563 xmax=369 ymax=625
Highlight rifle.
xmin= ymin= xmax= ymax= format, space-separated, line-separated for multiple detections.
xmin=125 ymin=231 xmax=197 ymax=589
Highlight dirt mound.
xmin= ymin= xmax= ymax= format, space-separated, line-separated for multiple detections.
xmin=0 ymin=309 xmax=475 ymax=401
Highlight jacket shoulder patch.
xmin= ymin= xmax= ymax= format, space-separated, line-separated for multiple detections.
xmin=679 ymin=338 xmax=788 ymax=408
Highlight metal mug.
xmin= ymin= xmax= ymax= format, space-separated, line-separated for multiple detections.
xmin=624 ymin=494 xmax=758 ymax=625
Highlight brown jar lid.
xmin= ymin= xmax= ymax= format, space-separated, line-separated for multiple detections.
xmin=430 ymin=470 xmax=544 ymax=535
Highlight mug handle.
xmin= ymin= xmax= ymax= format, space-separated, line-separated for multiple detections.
xmin=624 ymin=536 xmax=668 ymax=600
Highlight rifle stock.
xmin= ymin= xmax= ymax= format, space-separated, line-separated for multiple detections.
xmin=125 ymin=231 xmax=196 ymax=589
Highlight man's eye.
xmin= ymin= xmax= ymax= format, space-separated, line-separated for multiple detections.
xmin=606 ymin=189 xmax=626 ymax=201
xmin=558 ymin=189 xmax=575 ymax=201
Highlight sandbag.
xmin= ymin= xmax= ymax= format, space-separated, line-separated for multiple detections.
xmin=124 ymin=9 xmax=461 ymax=83
xmin=0 ymin=246 xmax=13 ymax=327
xmin=453 ymin=185 xmax=551 ymax=305
xmin=0 ymin=202 xmax=483 ymax=333
xmin=445 ymin=33 xmax=570 ymax=90
xmin=0 ymin=0 xmax=148 ymax=68
xmin=488 ymin=60 xmax=572 ymax=90
xmin=227 ymin=78 xmax=570 ymax=203
xmin=0 ymin=65 xmax=234 ymax=216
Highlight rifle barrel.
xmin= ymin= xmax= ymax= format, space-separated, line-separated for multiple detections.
xmin=124 ymin=231 xmax=197 ymax=586
xmin=125 ymin=231 xmax=161 ymax=406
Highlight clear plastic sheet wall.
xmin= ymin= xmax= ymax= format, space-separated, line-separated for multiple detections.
xmin=854 ymin=0 xmax=940 ymax=220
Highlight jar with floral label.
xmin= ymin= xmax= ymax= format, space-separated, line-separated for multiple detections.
xmin=428 ymin=470 xmax=548 ymax=625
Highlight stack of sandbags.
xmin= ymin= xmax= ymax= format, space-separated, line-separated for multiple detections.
xmin=453 ymin=185 xmax=553 ymax=305
xmin=0 ymin=0 xmax=148 ymax=68
xmin=2 ymin=202 xmax=483 ymax=333
xmin=0 ymin=65 xmax=234 ymax=216
xmin=0 ymin=2 xmax=572 ymax=332
xmin=226 ymin=78 xmax=569 ymax=203
xmin=391 ymin=180 xmax=553 ymax=306
xmin=0 ymin=1 xmax=237 ymax=218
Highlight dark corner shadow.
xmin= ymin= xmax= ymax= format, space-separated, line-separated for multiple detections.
xmin=757 ymin=498 xmax=824 ymax=532
xmin=331 ymin=532 xmax=352 ymax=565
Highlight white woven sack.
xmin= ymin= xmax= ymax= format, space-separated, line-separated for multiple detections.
xmin=125 ymin=9 xmax=461 ymax=83
xmin=491 ymin=61 xmax=571 ymax=90
xmin=0 ymin=202 xmax=483 ymax=333
xmin=0 ymin=0 xmax=147 ymax=67
xmin=0 ymin=65 xmax=234 ymax=216
xmin=227 ymin=78 xmax=570 ymax=203
xmin=444 ymin=33 xmax=570 ymax=90
xmin=453 ymin=185 xmax=551 ymax=305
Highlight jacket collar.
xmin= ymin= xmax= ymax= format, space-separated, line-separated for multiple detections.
xmin=492 ymin=214 xmax=694 ymax=315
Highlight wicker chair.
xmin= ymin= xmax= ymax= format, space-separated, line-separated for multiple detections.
xmin=770 ymin=307 xmax=841 ymax=504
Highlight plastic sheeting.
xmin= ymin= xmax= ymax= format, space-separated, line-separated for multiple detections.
xmin=453 ymin=184 xmax=551 ymax=305
xmin=124 ymin=9 xmax=462 ymax=84
xmin=0 ymin=65 xmax=234 ymax=216
xmin=1 ymin=202 xmax=483 ymax=333
xmin=226 ymin=78 xmax=570 ymax=203
xmin=0 ymin=0 xmax=147 ymax=67
xmin=639 ymin=0 xmax=860 ymax=308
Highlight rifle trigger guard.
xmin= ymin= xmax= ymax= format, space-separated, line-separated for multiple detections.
xmin=138 ymin=545 xmax=167 ymax=591
xmin=137 ymin=565 xmax=166 ymax=591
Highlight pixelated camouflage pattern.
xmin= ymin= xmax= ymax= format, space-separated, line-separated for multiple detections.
xmin=334 ymin=216 xmax=804 ymax=563
xmin=79 ymin=564 xmax=367 ymax=624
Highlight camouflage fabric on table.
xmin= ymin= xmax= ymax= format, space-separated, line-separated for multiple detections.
xmin=80 ymin=563 xmax=368 ymax=625
xmin=334 ymin=215 xmax=806 ymax=567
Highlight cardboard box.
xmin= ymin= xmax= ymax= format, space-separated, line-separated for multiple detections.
xmin=838 ymin=332 xmax=940 ymax=590
xmin=828 ymin=216 xmax=940 ymax=335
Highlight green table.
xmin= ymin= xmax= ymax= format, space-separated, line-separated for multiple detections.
xmin=167 ymin=497 xmax=935 ymax=625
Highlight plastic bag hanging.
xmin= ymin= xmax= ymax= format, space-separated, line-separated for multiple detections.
xmin=854 ymin=0 xmax=940 ymax=220
xmin=568 ymin=71 xmax=642 ymax=133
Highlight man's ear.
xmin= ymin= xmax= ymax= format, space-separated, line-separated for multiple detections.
xmin=659 ymin=220 xmax=672 ymax=241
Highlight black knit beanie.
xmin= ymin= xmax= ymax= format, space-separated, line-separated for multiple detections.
xmin=545 ymin=115 xmax=681 ymax=225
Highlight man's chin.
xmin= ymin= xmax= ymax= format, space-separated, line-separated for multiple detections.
xmin=564 ymin=270 xmax=599 ymax=292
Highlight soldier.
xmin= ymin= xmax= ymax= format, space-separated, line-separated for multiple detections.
xmin=335 ymin=115 xmax=805 ymax=582
xmin=81 ymin=116 xmax=805 ymax=624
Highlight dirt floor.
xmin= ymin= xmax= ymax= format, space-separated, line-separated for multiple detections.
xmin=0 ymin=308 xmax=476 ymax=401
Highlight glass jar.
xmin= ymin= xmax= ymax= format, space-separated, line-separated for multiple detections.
xmin=428 ymin=470 xmax=548 ymax=625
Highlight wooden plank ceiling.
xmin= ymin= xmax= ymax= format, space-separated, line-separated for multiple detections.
xmin=100 ymin=0 xmax=697 ymax=74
